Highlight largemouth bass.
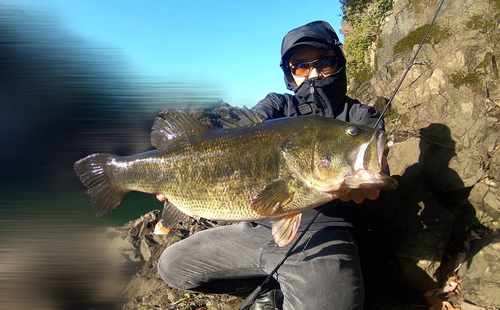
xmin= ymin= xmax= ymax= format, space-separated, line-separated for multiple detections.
xmin=74 ymin=109 xmax=397 ymax=246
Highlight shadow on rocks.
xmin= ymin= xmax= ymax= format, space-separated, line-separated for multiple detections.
xmin=359 ymin=123 xmax=498 ymax=309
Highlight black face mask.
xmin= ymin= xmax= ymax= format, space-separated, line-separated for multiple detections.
xmin=294 ymin=72 xmax=347 ymax=118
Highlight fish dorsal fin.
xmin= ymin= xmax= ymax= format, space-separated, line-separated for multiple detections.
xmin=151 ymin=110 xmax=210 ymax=150
xmin=220 ymin=107 xmax=266 ymax=130
xmin=219 ymin=118 xmax=242 ymax=129
xmin=154 ymin=200 xmax=188 ymax=234
xmin=240 ymin=106 xmax=266 ymax=125
xmin=271 ymin=213 xmax=302 ymax=247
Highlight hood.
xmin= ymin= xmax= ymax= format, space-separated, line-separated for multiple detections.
xmin=279 ymin=20 xmax=347 ymax=95
xmin=279 ymin=21 xmax=348 ymax=117
xmin=279 ymin=21 xmax=347 ymax=93
xmin=280 ymin=21 xmax=344 ymax=61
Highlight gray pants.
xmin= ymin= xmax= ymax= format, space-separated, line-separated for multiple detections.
xmin=158 ymin=221 xmax=364 ymax=309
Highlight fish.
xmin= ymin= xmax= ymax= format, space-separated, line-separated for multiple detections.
xmin=74 ymin=109 xmax=397 ymax=246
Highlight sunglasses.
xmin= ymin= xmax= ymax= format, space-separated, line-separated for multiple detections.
xmin=289 ymin=55 xmax=338 ymax=77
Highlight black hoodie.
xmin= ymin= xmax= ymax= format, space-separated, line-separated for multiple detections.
xmin=253 ymin=21 xmax=385 ymax=234
xmin=253 ymin=20 xmax=383 ymax=130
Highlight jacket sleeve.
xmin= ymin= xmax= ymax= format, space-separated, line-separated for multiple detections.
xmin=252 ymin=93 xmax=289 ymax=119
xmin=346 ymin=98 xmax=385 ymax=131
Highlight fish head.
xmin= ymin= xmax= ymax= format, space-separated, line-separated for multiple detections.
xmin=282 ymin=119 xmax=397 ymax=192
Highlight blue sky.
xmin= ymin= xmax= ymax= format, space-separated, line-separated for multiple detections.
xmin=5 ymin=0 xmax=343 ymax=107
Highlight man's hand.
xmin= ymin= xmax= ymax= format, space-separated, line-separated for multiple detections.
xmin=338 ymin=188 xmax=380 ymax=204
xmin=338 ymin=155 xmax=387 ymax=204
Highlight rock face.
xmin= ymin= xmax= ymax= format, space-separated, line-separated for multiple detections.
xmin=354 ymin=0 xmax=500 ymax=205
xmin=347 ymin=0 xmax=500 ymax=308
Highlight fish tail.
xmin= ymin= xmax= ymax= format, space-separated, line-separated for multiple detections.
xmin=74 ymin=153 xmax=128 ymax=217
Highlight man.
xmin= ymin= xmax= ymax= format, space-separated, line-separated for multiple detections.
xmin=158 ymin=20 xmax=384 ymax=309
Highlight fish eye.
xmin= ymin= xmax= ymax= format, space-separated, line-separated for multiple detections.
xmin=345 ymin=125 xmax=360 ymax=137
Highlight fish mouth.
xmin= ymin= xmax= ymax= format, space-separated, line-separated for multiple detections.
xmin=345 ymin=131 xmax=397 ymax=190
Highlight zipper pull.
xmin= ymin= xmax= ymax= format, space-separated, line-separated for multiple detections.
xmin=309 ymin=80 xmax=315 ymax=94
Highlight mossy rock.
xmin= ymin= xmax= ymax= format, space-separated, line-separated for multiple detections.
xmin=449 ymin=71 xmax=480 ymax=89
xmin=393 ymin=24 xmax=451 ymax=55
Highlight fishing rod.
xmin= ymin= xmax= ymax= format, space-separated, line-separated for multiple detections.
xmin=241 ymin=1 xmax=446 ymax=308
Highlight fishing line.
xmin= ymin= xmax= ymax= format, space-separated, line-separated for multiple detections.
xmin=241 ymin=1 xmax=446 ymax=308
xmin=373 ymin=0 xmax=446 ymax=129
xmin=281 ymin=234 xmax=313 ymax=281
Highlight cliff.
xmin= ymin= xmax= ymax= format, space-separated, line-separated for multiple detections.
xmin=342 ymin=0 xmax=500 ymax=308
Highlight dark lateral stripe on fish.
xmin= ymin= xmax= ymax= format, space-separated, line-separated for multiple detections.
xmin=74 ymin=153 xmax=128 ymax=216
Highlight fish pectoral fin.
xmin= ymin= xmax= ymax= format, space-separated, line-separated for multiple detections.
xmin=271 ymin=213 xmax=302 ymax=247
xmin=154 ymin=200 xmax=188 ymax=235
xmin=251 ymin=179 xmax=296 ymax=216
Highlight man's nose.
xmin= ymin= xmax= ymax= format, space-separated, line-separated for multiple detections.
xmin=307 ymin=68 xmax=320 ymax=79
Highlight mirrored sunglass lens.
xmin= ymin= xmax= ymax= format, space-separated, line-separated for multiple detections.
xmin=320 ymin=56 xmax=336 ymax=72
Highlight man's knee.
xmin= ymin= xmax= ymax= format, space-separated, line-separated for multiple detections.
xmin=157 ymin=244 xmax=186 ymax=290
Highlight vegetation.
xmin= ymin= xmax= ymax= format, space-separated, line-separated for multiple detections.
xmin=466 ymin=14 xmax=500 ymax=49
xmin=466 ymin=14 xmax=496 ymax=31
xmin=491 ymin=0 xmax=500 ymax=10
xmin=449 ymin=71 xmax=480 ymax=89
xmin=384 ymin=107 xmax=410 ymax=125
xmin=186 ymin=101 xmax=242 ymax=128
xmin=340 ymin=0 xmax=393 ymax=83
xmin=393 ymin=24 xmax=451 ymax=55
xmin=478 ymin=52 xmax=495 ymax=70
